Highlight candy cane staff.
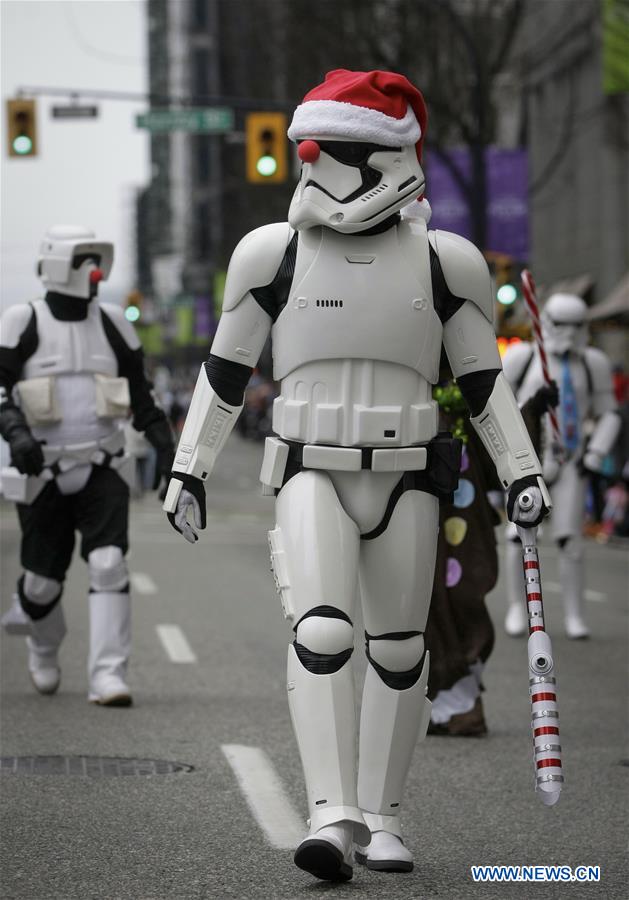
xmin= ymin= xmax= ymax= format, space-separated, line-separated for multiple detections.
xmin=521 ymin=270 xmax=564 ymax=460
xmin=1 ymin=226 xmax=175 ymax=704
xmin=164 ymin=69 xmax=551 ymax=882
xmin=502 ymin=287 xmax=621 ymax=639
xmin=516 ymin=492 xmax=564 ymax=806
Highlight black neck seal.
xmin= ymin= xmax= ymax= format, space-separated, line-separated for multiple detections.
xmin=45 ymin=292 xmax=91 ymax=321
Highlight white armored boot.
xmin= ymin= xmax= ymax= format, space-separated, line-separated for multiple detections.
xmin=559 ymin=540 xmax=589 ymax=639
xmin=27 ymin=602 xmax=66 ymax=695
xmin=12 ymin=573 xmax=65 ymax=695
xmin=355 ymin=649 xmax=431 ymax=872
xmin=287 ymin=644 xmax=370 ymax=881
xmin=504 ymin=536 xmax=528 ymax=637
xmin=1 ymin=594 xmax=33 ymax=635
xmin=88 ymin=591 xmax=132 ymax=705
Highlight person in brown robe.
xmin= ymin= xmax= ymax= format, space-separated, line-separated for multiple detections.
xmin=426 ymin=376 xmax=558 ymax=735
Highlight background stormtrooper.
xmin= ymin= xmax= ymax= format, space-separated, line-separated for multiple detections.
xmin=502 ymin=293 xmax=621 ymax=639
xmin=0 ymin=225 xmax=174 ymax=704
xmin=164 ymin=70 xmax=551 ymax=881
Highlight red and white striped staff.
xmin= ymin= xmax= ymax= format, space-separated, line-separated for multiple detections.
xmin=520 ymin=269 xmax=563 ymax=459
xmin=517 ymin=502 xmax=564 ymax=806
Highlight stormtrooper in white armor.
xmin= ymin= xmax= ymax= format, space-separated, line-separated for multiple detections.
xmin=1 ymin=225 xmax=174 ymax=704
xmin=502 ymin=293 xmax=620 ymax=639
xmin=163 ymin=70 xmax=551 ymax=880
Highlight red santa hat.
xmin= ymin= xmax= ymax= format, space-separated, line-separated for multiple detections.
xmin=288 ymin=69 xmax=428 ymax=162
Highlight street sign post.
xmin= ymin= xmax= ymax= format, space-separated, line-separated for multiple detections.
xmin=136 ymin=108 xmax=234 ymax=133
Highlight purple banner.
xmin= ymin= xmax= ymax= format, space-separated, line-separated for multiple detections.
xmin=426 ymin=147 xmax=529 ymax=260
xmin=194 ymin=294 xmax=214 ymax=339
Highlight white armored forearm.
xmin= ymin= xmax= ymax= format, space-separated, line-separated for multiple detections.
xmin=171 ymin=364 xmax=243 ymax=481
xmin=469 ymin=372 xmax=544 ymax=490
xmin=586 ymin=410 xmax=621 ymax=459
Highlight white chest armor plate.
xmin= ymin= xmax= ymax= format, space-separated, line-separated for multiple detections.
xmin=272 ymin=220 xmax=442 ymax=447
xmin=23 ymin=299 xmax=118 ymax=379
xmin=20 ymin=300 xmax=121 ymax=447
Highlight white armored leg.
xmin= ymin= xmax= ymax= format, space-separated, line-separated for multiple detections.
xmin=357 ymin=489 xmax=438 ymax=872
xmin=17 ymin=572 xmax=65 ymax=695
xmin=558 ymin=536 xmax=589 ymax=639
xmin=272 ymin=472 xmax=369 ymax=880
xmin=504 ymin=529 xmax=528 ymax=637
xmin=87 ymin=546 xmax=132 ymax=705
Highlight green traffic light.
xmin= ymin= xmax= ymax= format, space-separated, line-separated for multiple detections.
xmin=13 ymin=135 xmax=33 ymax=155
xmin=497 ymin=284 xmax=518 ymax=305
xmin=125 ymin=305 xmax=141 ymax=322
xmin=256 ymin=154 xmax=278 ymax=177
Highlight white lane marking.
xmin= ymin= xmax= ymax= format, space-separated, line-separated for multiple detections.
xmin=221 ymin=744 xmax=305 ymax=849
xmin=156 ymin=625 xmax=197 ymax=663
xmin=130 ymin=572 xmax=157 ymax=595
xmin=544 ymin=582 xmax=607 ymax=603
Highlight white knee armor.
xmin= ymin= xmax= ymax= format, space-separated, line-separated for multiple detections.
xmin=87 ymin=545 xmax=129 ymax=592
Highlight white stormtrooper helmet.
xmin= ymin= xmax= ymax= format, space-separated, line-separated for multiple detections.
xmin=37 ymin=225 xmax=113 ymax=299
xmin=541 ymin=293 xmax=589 ymax=355
xmin=287 ymin=69 xmax=428 ymax=234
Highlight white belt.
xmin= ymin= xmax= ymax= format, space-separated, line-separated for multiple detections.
xmin=301 ymin=444 xmax=428 ymax=473
xmin=41 ymin=430 xmax=125 ymax=467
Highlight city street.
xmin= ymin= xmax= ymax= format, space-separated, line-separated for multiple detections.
xmin=1 ymin=433 xmax=627 ymax=900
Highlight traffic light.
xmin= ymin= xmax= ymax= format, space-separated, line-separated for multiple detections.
xmin=245 ymin=112 xmax=287 ymax=183
xmin=485 ymin=252 xmax=519 ymax=305
xmin=125 ymin=290 xmax=143 ymax=323
xmin=6 ymin=98 xmax=38 ymax=158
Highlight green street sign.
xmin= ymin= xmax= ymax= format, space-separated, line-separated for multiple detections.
xmin=136 ymin=107 xmax=234 ymax=133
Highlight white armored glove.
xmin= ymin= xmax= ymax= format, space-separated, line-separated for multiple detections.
xmin=506 ymin=476 xmax=551 ymax=528
xmin=164 ymin=475 xmax=207 ymax=544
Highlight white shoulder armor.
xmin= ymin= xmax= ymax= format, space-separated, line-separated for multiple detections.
xmin=431 ymin=229 xmax=494 ymax=323
xmin=1 ymin=302 xmax=36 ymax=349
xmin=222 ymin=222 xmax=294 ymax=312
xmin=583 ymin=346 xmax=615 ymax=395
xmin=502 ymin=341 xmax=535 ymax=390
xmin=99 ymin=302 xmax=141 ymax=351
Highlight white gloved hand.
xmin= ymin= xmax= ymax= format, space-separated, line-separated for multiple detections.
xmin=507 ymin=476 xmax=551 ymax=528
xmin=164 ymin=475 xmax=207 ymax=543
xmin=174 ymin=489 xmax=205 ymax=543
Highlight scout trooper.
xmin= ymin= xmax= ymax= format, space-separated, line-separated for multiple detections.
xmin=164 ymin=70 xmax=550 ymax=880
xmin=0 ymin=225 xmax=174 ymax=704
xmin=502 ymin=293 xmax=620 ymax=639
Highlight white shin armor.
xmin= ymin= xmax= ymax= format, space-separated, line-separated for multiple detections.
xmin=358 ymin=648 xmax=431 ymax=818
xmin=287 ymin=643 xmax=371 ymax=845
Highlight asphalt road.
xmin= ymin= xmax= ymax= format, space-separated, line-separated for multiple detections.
xmin=1 ymin=433 xmax=627 ymax=900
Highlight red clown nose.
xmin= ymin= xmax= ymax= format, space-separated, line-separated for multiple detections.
xmin=298 ymin=140 xmax=320 ymax=163
xmin=89 ymin=269 xmax=104 ymax=285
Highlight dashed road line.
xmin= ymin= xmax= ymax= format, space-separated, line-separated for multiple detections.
xmin=130 ymin=572 xmax=158 ymax=595
xmin=221 ymin=744 xmax=304 ymax=849
xmin=156 ymin=625 xmax=197 ymax=663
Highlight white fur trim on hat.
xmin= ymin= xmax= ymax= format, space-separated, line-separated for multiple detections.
xmin=400 ymin=198 xmax=432 ymax=224
xmin=288 ymin=99 xmax=420 ymax=146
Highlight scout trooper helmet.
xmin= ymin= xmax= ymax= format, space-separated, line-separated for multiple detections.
xmin=541 ymin=293 xmax=589 ymax=355
xmin=37 ymin=225 xmax=114 ymax=299
xmin=287 ymin=69 xmax=428 ymax=234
